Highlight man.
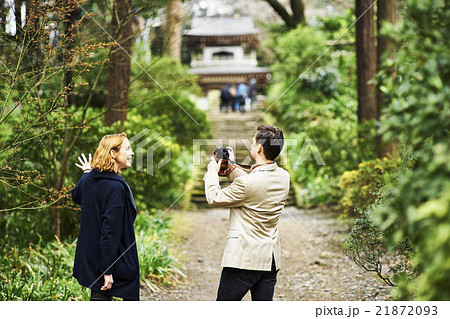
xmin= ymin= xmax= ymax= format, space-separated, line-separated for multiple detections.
xmin=220 ymin=83 xmax=232 ymax=113
xmin=204 ymin=125 xmax=290 ymax=301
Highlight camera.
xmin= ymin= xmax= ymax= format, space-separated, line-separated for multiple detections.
xmin=214 ymin=147 xmax=230 ymax=161
xmin=214 ymin=147 xmax=231 ymax=176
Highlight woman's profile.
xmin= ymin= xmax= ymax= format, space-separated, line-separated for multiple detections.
xmin=71 ymin=132 xmax=139 ymax=301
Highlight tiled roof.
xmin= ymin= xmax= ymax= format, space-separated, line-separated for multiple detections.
xmin=185 ymin=16 xmax=259 ymax=36
xmin=190 ymin=66 xmax=270 ymax=74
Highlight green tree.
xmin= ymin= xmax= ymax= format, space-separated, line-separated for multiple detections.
xmin=0 ymin=1 xmax=112 ymax=238
xmin=374 ymin=0 xmax=450 ymax=300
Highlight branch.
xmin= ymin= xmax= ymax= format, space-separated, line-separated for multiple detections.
xmin=264 ymin=0 xmax=294 ymax=28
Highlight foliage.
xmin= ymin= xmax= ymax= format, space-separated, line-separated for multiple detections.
xmin=0 ymin=238 xmax=88 ymax=301
xmin=134 ymin=212 xmax=185 ymax=291
xmin=345 ymin=209 xmax=415 ymax=288
xmin=122 ymin=54 xmax=210 ymax=209
xmin=0 ymin=211 xmax=179 ymax=300
xmin=266 ymin=22 xmax=374 ymax=206
xmin=0 ymin=0 xmax=210 ymax=240
xmin=338 ymin=156 xmax=400 ymax=215
xmin=317 ymin=8 xmax=355 ymax=41
xmin=372 ymin=0 xmax=450 ymax=300
xmin=0 ymin=0 xmax=120 ymax=241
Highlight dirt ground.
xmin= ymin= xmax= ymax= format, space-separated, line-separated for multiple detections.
xmin=140 ymin=206 xmax=391 ymax=301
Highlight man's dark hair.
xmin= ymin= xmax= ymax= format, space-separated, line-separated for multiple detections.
xmin=255 ymin=125 xmax=284 ymax=161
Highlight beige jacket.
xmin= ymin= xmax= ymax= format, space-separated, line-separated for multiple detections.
xmin=204 ymin=163 xmax=290 ymax=271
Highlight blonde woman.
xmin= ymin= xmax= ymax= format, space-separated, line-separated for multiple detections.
xmin=72 ymin=133 xmax=139 ymax=301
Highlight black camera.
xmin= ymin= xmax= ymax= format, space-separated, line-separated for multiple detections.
xmin=213 ymin=147 xmax=231 ymax=176
xmin=214 ymin=147 xmax=230 ymax=161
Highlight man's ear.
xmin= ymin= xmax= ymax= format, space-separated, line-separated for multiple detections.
xmin=256 ymin=143 xmax=263 ymax=154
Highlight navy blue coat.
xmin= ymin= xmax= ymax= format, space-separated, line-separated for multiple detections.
xmin=72 ymin=169 xmax=140 ymax=300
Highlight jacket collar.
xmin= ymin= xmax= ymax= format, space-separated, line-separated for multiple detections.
xmin=92 ymin=169 xmax=123 ymax=181
xmin=91 ymin=169 xmax=137 ymax=211
xmin=250 ymin=162 xmax=278 ymax=173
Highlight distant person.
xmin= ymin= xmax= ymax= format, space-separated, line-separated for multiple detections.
xmin=248 ymin=78 xmax=257 ymax=105
xmin=204 ymin=125 xmax=290 ymax=301
xmin=236 ymin=82 xmax=248 ymax=113
xmin=72 ymin=133 xmax=139 ymax=301
xmin=220 ymin=83 xmax=232 ymax=113
xmin=229 ymin=83 xmax=238 ymax=112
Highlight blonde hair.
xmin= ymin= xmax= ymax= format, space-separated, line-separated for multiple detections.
xmin=91 ymin=132 xmax=127 ymax=173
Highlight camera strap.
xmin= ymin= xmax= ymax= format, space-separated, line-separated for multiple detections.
xmin=228 ymin=160 xmax=252 ymax=170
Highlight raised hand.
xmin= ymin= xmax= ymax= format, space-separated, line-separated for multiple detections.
xmin=75 ymin=153 xmax=92 ymax=172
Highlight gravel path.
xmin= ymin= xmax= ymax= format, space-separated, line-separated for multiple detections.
xmin=141 ymin=206 xmax=391 ymax=301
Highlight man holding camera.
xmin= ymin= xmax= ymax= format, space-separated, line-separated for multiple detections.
xmin=204 ymin=125 xmax=290 ymax=301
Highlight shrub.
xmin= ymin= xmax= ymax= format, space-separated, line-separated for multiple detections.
xmin=338 ymin=157 xmax=400 ymax=215
xmin=345 ymin=208 xmax=415 ymax=289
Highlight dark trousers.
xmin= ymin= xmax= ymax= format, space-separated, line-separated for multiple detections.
xmin=217 ymin=257 xmax=278 ymax=301
xmin=90 ymin=289 xmax=133 ymax=301
xmin=90 ymin=289 xmax=113 ymax=301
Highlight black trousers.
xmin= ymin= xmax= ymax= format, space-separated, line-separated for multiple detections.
xmin=90 ymin=289 xmax=113 ymax=301
xmin=90 ymin=289 xmax=133 ymax=301
xmin=217 ymin=257 xmax=278 ymax=301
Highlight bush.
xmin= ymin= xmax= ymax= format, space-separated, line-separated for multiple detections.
xmin=345 ymin=209 xmax=415 ymax=288
xmin=338 ymin=157 xmax=400 ymax=215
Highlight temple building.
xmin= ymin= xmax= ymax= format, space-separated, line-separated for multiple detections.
xmin=184 ymin=15 xmax=271 ymax=94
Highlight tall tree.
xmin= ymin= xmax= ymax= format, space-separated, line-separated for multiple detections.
xmin=164 ymin=0 xmax=182 ymax=62
xmin=104 ymin=0 xmax=133 ymax=126
xmin=356 ymin=0 xmax=377 ymax=123
xmin=376 ymin=0 xmax=397 ymax=157
xmin=14 ymin=0 xmax=23 ymax=41
xmin=264 ymin=0 xmax=306 ymax=29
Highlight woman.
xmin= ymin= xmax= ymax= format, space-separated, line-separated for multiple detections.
xmin=72 ymin=133 xmax=139 ymax=301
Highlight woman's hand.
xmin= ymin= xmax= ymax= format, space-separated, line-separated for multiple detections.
xmin=75 ymin=153 xmax=92 ymax=172
xmin=101 ymin=274 xmax=114 ymax=290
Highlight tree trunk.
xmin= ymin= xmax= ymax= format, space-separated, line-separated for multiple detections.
xmin=356 ymin=0 xmax=377 ymax=123
xmin=264 ymin=0 xmax=306 ymax=29
xmin=164 ymin=0 xmax=182 ymax=63
xmin=290 ymin=0 xmax=306 ymax=26
xmin=0 ymin=2 xmax=6 ymax=35
xmin=105 ymin=0 xmax=133 ymax=126
xmin=376 ymin=0 xmax=397 ymax=157
xmin=14 ymin=0 xmax=23 ymax=41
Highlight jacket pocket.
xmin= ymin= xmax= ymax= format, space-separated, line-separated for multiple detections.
xmin=115 ymin=255 xmax=137 ymax=280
